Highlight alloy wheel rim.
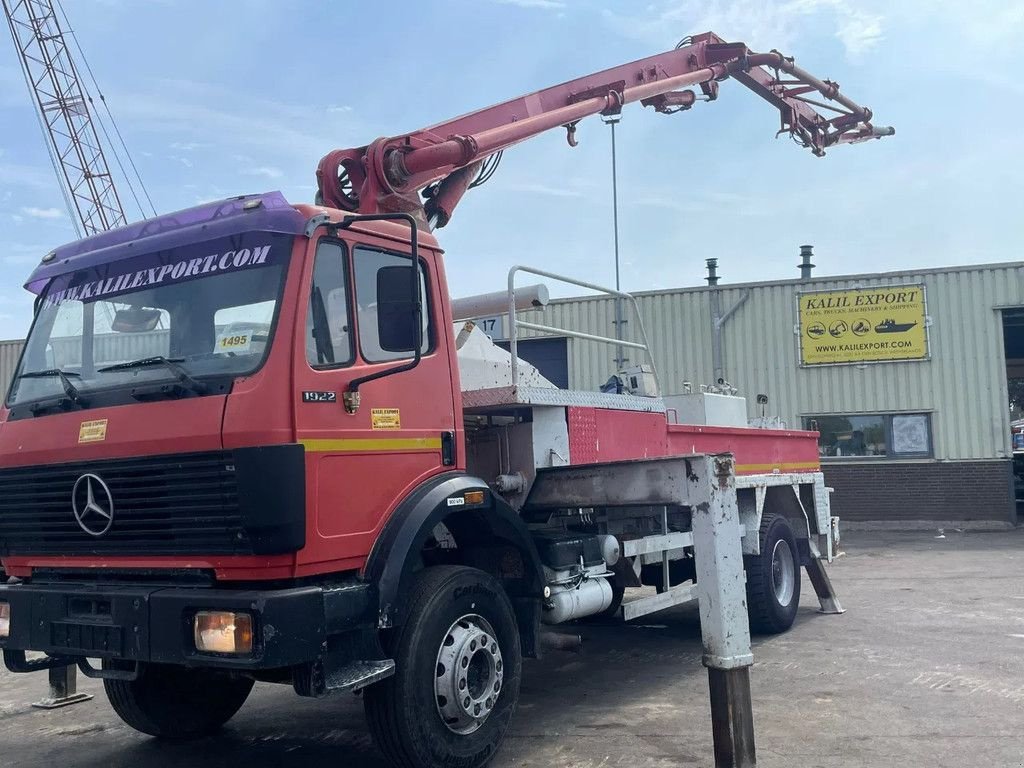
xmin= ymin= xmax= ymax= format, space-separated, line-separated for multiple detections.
xmin=434 ymin=614 xmax=504 ymax=735
xmin=771 ymin=538 xmax=796 ymax=606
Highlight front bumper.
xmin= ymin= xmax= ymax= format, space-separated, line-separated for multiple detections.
xmin=0 ymin=580 xmax=372 ymax=672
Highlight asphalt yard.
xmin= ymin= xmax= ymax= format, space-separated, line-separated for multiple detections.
xmin=2 ymin=529 xmax=1023 ymax=767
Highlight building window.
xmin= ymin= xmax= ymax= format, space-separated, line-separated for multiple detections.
xmin=805 ymin=413 xmax=932 ymax=459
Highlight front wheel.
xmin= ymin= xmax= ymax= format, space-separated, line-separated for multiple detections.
xmin=364 ymin=565 xmax=522 ymax=768
xmin=104 ymin=663 xmax=254 ymax=739
xmin=744 ymin=512 xmax=801 ymax=635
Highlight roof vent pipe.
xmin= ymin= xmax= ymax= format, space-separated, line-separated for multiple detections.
xmin=799 ymin=245 xmax=815 ymax=280
xmin=705 ymin=258 xmax=719 ymax=286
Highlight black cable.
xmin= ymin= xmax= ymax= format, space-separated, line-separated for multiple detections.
xmin=55 ymin=0 xmax=158 ymax=218
xmin=52 ymin=0 xmax=141 ymax=220
xmin=469 ymin=150 xmax=502 ymax=189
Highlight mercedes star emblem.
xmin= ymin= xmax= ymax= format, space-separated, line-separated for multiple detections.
xmin=72 ymin=473 xmax=115 ymax=536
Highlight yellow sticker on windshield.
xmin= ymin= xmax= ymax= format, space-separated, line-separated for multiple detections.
xmin=215 ymin=331 xmax=252 ymax=354
xmin=371 ymin=408 xmax=401 ymax=430
xmin=79 ymin=419 xmax=108 ymax=443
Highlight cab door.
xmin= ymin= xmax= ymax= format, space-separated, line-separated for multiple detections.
xmin=292 ymin=235 xmax=458 ymax=572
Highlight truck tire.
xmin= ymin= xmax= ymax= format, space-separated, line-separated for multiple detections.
xmin=103 ymin=663 xmax=254 ymax=739
xmin=364 ymin=565 xmax=522 ymax=768
xmin=744 ymin=512 xmax=801 ymax=635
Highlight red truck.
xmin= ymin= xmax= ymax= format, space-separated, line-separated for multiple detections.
xmin=0 ymin=33 xmax=889 ymax=768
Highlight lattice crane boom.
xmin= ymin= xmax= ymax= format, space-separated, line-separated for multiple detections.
xmin=3 ymin=0 xmax=126 ymax=236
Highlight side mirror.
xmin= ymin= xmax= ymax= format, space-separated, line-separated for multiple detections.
xmin=376 ymin=264 xmax=421 ymax=353
xmin=112 ymin=306 xmax=162 ymax=333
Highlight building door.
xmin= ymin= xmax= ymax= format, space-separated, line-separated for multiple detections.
xmin=497 ymin=337 xmax=569 ymax=389
xmin=1002 ymin=309 xmax=1024 ymax=521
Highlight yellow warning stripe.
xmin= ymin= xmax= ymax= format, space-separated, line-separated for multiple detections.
xmin=300 ymin=437 xmax=442 ymax=453
xmin=735 ymin=461 xmax=820 ymax=473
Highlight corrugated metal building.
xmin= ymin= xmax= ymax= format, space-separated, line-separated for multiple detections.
xmin=514 ymin=261 xmax=1024 ymax=524
xmin=0 ymin=340 xmax=24 ymax=400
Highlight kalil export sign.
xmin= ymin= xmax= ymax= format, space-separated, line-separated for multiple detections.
xmin=798 ymin=285 xmax=928 ymax=366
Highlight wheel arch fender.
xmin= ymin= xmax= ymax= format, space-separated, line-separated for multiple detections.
xmin=363 ymin=473 xmax=545 ymax=651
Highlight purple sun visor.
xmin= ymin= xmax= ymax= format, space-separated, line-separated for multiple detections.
xmin=24 ymin=191 xmax=306 ymax=295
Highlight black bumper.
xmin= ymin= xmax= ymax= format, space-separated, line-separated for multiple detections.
xmin=0 ymin=580 xmax=374 ymax=671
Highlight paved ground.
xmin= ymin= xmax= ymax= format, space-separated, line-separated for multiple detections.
xmin=2 ymin=530 xmax=1023 ymax=767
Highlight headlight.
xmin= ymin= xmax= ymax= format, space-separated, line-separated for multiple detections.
xmin=0 ymin=602 xmax=10 ymax=639
xmin=193 ymin=611 xmax=253 ymax=654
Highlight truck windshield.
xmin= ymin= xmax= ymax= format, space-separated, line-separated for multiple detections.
xmin=7 ymin=232 xmax=292 ymax=411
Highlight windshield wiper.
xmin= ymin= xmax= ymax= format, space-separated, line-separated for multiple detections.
xmin=98 ymin=356 xmax=207 ymax=396
xmin=15 ymin=368 xmax=87 ymax=408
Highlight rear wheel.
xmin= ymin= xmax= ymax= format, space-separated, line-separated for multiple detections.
xmin=364 ymin=565 xmax=522 ymax=768
xmin=744 ymin=513 xmax=801 ymax=635
xmin=104 ymin=663 xmax=253 ymax=739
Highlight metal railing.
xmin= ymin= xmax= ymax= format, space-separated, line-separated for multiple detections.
xmin=506 ymin=265 xmax=661 ymax=391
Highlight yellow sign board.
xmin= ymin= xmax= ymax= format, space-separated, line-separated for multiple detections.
xmin=798 ymin=285 xmax=928 ymax=366
xmin=371 ymin=408 xmax=401 ymax=430
xmin=78 ymin=419 xmax=108 ymax=443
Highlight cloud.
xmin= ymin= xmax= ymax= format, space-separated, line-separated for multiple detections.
xmin=19 ymin=206 xmax=63 ymax=220
xmin=170 ymin=141 xmax=208 ymax=151
xmin=113 ymin=78 xmax=361 ymax=162
xmin=0 ymin=66 xmax=29 ymax=109
xmin=497 ymin=180 xmax=586 ymax=198
xmin=2 ymin=242 xmax=47 ymax=267
xmin=492 ymin=0 xmax=565 ymax=8
xmin=628 ymin=190 xmax=768 ymax=216
xmin=604 ymin=0 xmax=885 ymax=60
xmin=326 ymin=105 xmax=353 ymax=114
xmin=243 ymin=166 xmax=284 ymax=180
xmin=0 ymin=162 xmax=56 ymax=191
xmin=629 ymin=194 xmax=705 ymax=214
xmin=834 ymin=9 xmax=884 ymax=57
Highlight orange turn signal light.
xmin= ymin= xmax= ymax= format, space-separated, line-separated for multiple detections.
xmin=464 ymin=490 xmax=485 ymax=505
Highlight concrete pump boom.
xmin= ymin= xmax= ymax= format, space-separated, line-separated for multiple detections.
xmin=316 ymin=31 xmax=893 ymax=228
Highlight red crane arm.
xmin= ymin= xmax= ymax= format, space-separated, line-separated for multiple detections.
xmin=316 ymin=32 xmax=892 ymax=228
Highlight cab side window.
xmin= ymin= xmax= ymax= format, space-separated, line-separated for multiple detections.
xmin=305 ymin=241 xmax=353 ymax=368
xmin=353 ymin=246 xmax=431 ymax=363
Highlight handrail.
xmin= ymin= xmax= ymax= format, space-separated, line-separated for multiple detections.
xmin=506 ymin=265 xmax=661 ymax=391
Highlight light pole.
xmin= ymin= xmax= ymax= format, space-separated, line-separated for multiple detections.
xmin=604 ymin=113 xmax=625 ymax=371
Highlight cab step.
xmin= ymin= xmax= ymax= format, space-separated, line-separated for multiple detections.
xmin=325 ymin=659 xmax=396 ymax=693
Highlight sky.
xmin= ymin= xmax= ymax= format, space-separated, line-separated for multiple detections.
xmin=1 ymin=0 xmax=1022 ymax=341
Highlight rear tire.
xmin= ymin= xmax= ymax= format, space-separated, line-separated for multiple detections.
xmin=744 ymin=513 xmax=801 ymax=635
xmin=364 ymin=565 xmax=522 ymax=768
xmin=104 ymin=663 xmax=253 ymax=739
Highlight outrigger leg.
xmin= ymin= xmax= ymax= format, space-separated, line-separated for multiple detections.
xmin=692 ymin=455 xmax=757 ymax=768
xmin=805 ymin=558 xmax=844 ymax=615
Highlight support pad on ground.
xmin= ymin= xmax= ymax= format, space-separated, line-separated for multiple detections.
xmin=31 ymin=665 xmax=93 ymax=709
